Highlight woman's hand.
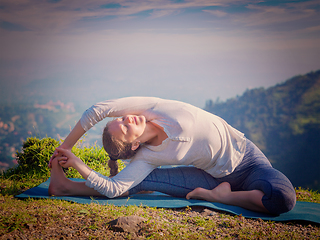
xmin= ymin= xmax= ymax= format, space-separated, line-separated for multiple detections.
xmin=48 ymin=120 xmax=86 ymax=168
xmin=54 ymin=148 xmax=82 ymax=169
xmin=54 ymin=148 xmax=93 ymax=180
xmin=48 ymin=145 xmax=71 ymax=168
xmin=52 ymin=153 xmax=68 ymax=167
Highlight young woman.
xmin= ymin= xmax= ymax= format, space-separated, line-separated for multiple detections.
xmin=48 ymin=97 xmax=296 ymax=215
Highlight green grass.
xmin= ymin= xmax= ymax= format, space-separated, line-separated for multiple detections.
xmin=1 ymin=136 xmax=125 ymax=196
xmin=295 ymin=186 xmax=320 ymax=203
xmin=0 ymin=137 xmax=319 ymax=239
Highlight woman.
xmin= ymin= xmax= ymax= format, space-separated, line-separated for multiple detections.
xmin=48 ymin=97 xmax=296 ymax=215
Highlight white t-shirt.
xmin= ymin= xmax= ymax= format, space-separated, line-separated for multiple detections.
xmin=80 ymin=97 xmax=246 ymax=198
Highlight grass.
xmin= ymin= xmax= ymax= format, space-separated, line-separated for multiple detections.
xmin=0 ymin=137 xmax=319 ymax=239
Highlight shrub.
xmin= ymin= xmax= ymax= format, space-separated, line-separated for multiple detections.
xmin=3 ymin=137 xmax=59 ymax=179
xmin=2 ymin=137 xmax=125 ymax=180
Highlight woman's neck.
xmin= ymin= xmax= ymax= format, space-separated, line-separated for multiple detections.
xmin=144 ymin=122 xmax=168 ymax=146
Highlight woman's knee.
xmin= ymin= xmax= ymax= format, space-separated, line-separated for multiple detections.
xmin=261 ymin=178 xmax=296 ymax=215
xmin=263 ymin=184 xmax=296 ymax=215
xmin=247 ymin=177 xmax=296 ymax=215
xmin=244 ymin=165 xmax=296 ymax=215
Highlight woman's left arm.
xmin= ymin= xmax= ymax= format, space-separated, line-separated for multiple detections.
xmin=54 ymin=147 xmax=156 ymax=198
xmin=86 ymin=160 xmax=157 ymax=198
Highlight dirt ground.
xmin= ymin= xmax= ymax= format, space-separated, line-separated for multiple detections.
xmin=1 ymin=205 xmax=319 ymax=240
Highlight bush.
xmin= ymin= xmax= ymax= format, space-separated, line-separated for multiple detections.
xmin=3 ymin=137 xmax=59 ymax=179
xmin=2 ymin=137 xmax=125 ymax=180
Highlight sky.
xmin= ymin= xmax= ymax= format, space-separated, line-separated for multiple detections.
xmin=1 ymin=0 xmax=320 ymax=108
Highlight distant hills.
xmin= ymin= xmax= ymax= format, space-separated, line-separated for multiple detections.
xmin=0 ymin=99 xmax=106 ymax=172
xmin=0 ymin=101 xmax=81 ymax=172
xmin=205 ymin=70 xmax=320 ymax=191
xmin=1 ymin=70 xmax=320 ymax=191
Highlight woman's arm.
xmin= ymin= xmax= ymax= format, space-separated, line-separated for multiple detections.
xmin=49 ymin=97 xmax=160 ymax=168
xmin=53 ymin=148 xmax=92 ymax=179
xmin=60 ymin=120 xmax=86 ymax=149
xmin=86 ymin=160 xmax=157 ymax=198
xmin=80 ymin=97 xmax=159 ymax=131
xmin=53 ymin=147 xmax=156 ymax=198
xmin=48 ymin=120 xmax=86 ymax=168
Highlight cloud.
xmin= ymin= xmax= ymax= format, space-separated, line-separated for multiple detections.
xmin=240 ymin=2 xmax=319 ymax=30
xmin=100 ymin=3 xmax=122 ymax=9
xmin=303 ymin=25 xmax=320 ymax=34
xmin=0 ymin=0 xmax=319 ymax=107
xmin=149 ymin=9 xmax=181 ymax=19
xmin=202 ymin=9 xmax=227 ymax=17
xmin=0 ymin=21 xmax=28 ymax=32
xmin=0 ymin=0 xmax=230 ymax=33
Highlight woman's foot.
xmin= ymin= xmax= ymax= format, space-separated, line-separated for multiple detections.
xmin=186 ymin=182 xmax=269 ymax=213
xmin=48 ymin=157 xmax=112 ymax=197
xmin=48 ymin=158 xmax=72 ymax=196
xmin=186 ymin=182 xmax=231 ymax=203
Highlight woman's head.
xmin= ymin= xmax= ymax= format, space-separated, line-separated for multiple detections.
xmin=102 ymin=124 xmax=139 ymax=159
xmin=102 ymin=115 xmax=146 ymax=159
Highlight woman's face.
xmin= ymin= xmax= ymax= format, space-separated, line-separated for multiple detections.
xmin=108 ymin=115 xmax=147 ymax=143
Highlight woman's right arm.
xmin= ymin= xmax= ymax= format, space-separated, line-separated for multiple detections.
xmin=48 ymin=120 xmax=86 ymax=168
xmin=49 ymin=97 xmax=159 ymax=168
xmin=59 ymin=120 xmax=86 ymax=149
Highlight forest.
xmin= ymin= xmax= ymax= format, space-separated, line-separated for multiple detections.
xmin=205 ymin=70 xmax=320 ymax=191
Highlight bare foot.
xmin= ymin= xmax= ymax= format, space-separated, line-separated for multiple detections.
xmin=48 ymin=158 xmax=72 ymax=196
xmin=186 ymin=182 xmax=232 ymax=203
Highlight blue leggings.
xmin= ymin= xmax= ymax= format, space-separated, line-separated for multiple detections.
xmin=129 ymin=139 xmax=296 ymax=215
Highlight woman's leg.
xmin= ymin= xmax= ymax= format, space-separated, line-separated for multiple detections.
xmin=129 ymin=166 xmax=220 ymax=198
xmin=241 ymin=165 xmax=296 ymax=215
xmin=48 ymin=157 xmax=105 ymax=197
xmin=129 ymin=165 xmax=268 ymax=212
xmin=130 ymin=139 xmax=296 ymax=215
xmin=186 ymin=182 xmax=268 ymax=213
xmin=187 ymin=139 xmax=296 ymax=215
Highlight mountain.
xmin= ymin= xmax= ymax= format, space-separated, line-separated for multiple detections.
xmin=0 ymin=101 xmax=78 ymax=171
xmin=0 ymin=100 xmax=105 ymax=173
xmin=205 ymin=70 xmax=320 ymax=191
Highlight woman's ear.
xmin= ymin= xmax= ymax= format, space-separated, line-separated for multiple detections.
xmin=131 ymin=141 xmax=140 ymax=151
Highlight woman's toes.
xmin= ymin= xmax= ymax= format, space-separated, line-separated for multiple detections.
xmin=186 ymin=187 xmax=208 ymax=200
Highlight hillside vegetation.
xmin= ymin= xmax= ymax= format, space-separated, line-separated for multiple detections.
xmin=0 ymin=101 xmax=80 ymax=171
xmin=205 ymin=70 xmax=320 ymax=191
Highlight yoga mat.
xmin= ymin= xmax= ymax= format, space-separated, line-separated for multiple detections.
xmin=16 ymin=178 xmax=320 ymax=224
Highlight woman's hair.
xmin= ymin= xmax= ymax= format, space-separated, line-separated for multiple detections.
xmin=102 ymin=123 xmax=140 ymax=160
xmin=102 ymin=123 xmax=141 ymax=177
xmin=108 ymin=159 xmax=118 ymax=178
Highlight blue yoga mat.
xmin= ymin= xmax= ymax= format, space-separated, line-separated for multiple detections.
xmin=16 ymin=178 xmax=320 ymax=224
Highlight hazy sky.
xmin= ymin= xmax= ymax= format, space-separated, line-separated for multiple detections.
xmin=1 ymin=0 xmax=320 ymax=108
